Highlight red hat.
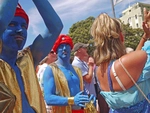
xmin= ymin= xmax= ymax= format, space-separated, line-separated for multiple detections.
xmin=52 ymin=34 xmax=74 ymax=52
xmin=14 ymin=4 xmax=29 ymax=27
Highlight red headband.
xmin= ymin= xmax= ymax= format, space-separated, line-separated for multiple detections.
xmin=52 ymin=34 xmax=74 ymax=52
xmin=14 ymin=4 xmax=29 ymax=27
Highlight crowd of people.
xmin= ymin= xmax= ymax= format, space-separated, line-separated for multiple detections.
xmin=0 ymin=0 xmax=150 ymax=113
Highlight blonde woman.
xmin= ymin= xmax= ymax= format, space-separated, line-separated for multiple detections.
xmin=90 ymin=8 xmax=150 ymax=113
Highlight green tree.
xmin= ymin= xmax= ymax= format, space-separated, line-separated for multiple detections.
xmin=69 ymin=16 xmax=144 ymax=57
xmin=122 ymin=23 xmax=143 ymax=50
xmin=68 ymin=16 xmax=95 ymax=56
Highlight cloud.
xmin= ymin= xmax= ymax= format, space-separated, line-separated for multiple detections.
xmin=28 ymin=8 xmax=43 ymax=36
xmin=51 ymin=0 xmax=106 ymax=21
xmin=25 ymin=0 xmax=150 ymax=43
xmin=26 ymin=0 xmax=106 ymax=37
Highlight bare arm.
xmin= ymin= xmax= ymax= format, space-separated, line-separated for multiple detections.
xmin=113 ymin=50 xmax=147 ymax=91
xmin=136 ymin=32 xmax=149 ymax=50
xmin=136 ymin=8 xmax=150 ymax=50
xmin=83 ymin=57 xmax=94 ymax=83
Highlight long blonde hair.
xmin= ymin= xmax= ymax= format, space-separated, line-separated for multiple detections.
xmin=90 ymin=13 xmax=126 ymax=65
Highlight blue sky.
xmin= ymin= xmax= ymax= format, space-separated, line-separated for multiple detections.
xmin=19 ymin=0 xmax=150 ymax=47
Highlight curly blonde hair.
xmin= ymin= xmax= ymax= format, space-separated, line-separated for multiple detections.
xmin=90 ymin=13 xmax=126 ymax=65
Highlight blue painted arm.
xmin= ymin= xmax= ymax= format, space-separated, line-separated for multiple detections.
xmin=43 ymin=66 xmax=90 ymax=107
xmin=43 ymin=66 xmax=68 ymax=106
xmin=0 ymin=0 xmax=18 ymax=37
xmin=30 ymin=0 xmax=63 ymax=67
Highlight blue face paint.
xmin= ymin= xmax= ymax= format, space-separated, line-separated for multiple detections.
xmin=57 ymin=43 xmax=71 ymax=61
xmin=2 ymin=16 xmax=27 ymax=51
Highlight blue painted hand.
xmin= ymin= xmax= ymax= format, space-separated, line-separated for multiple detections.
xmin=74 ymin=91 xmax=89 ymax=107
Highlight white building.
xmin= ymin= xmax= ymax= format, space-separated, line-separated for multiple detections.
xmin=120 ymin=2 xmax=150 ymax=29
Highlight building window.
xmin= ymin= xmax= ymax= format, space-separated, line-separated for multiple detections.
xmin=128 ymin=17 xmax=131 ymax=24
xmin=135 ymin=15 xmax=137 ymax=19
xmin=136 ymin=23 xmax=139 ymax=28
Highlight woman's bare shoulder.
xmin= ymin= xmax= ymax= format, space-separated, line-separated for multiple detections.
xmin=115 ymin=50 xmax=147 ymax=77
xmin=119 ymin=50 xmax=147 ymax=66
xmin=112 ymin=50 xmax=147 ymax=90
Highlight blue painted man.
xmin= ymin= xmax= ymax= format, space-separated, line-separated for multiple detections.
xmin=0 ymin=0 xmax=63 ymax=113
xmin=43 ymin=34 xmax=96 ymax=113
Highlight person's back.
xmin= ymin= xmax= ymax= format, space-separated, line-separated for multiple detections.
xmin=90 ymin=10 xmax=150 ymax=113
xmin=97 ymin=50 xmax=148 ymax=112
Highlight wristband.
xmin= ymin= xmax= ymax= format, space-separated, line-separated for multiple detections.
xmin=68 ymin=97 xmax=74 ymax=105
